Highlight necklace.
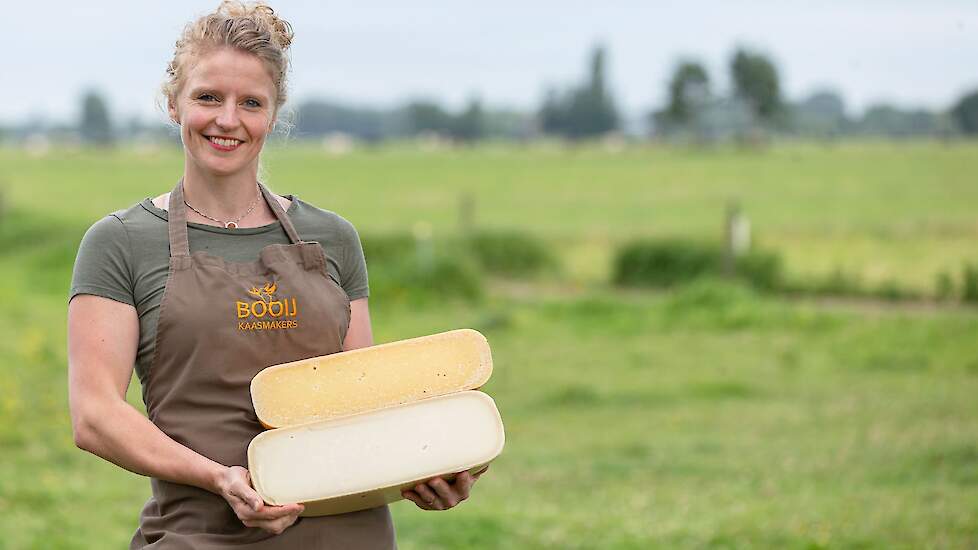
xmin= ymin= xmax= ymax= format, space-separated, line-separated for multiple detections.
xmin=184 ymin=185 xmax=262 ymax=229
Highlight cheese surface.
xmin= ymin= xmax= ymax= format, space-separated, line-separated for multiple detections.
xmin=248 ymin=390 xmax=504 ymax=516
xmin=251 ymin=329 xmax=492 ymax=428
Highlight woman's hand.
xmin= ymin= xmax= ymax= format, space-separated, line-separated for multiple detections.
xmin=401 ymin=466 xmax=489 ymax=511
xmin=215 ymin=465 xmax=304 ymax=535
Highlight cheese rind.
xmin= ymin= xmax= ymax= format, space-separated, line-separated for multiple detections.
xmin=248 ymin=390 xmax=504 ymax=516
xmin=251 ymin=329 xmax=493 ymax=428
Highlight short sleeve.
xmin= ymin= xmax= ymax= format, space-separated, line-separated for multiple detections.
xmin=338 ymin=219 xmax=369 ymax=300
xmin=69 ymin=215 xmax=136 ymax=306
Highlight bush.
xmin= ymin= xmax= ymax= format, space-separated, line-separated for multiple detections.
xmin=735 ymin=248 xmax=783 ymax=291
xmin=368 ymin=253 xmax=483 ymax=304
xmin=362 ymin=233 xmax=484 ymax=303
xmin=935 ymin=270 xmax=955 ymax=301
xmin=612 ymin=238 xmax=782 ymax=291
xmin=461 ymin=230 xmax=557 ymax=277
xmin=963 ymin=263 xmax=978 ymax=304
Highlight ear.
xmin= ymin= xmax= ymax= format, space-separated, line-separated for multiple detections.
xmin=167 ymin=97 xmax=180 ymax=125
xmin=268 ymin=110 xmax=277 ymax=132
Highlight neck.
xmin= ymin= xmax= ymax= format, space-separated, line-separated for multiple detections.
xmin=182 ymin=160 xmax=262 ymax=220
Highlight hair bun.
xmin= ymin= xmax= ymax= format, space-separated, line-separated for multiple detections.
xmin=217 ymin=1 xmax=294 ymax=50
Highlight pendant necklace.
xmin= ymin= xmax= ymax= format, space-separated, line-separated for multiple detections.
xmin=184 ymin=185 xmax=262 ymax=229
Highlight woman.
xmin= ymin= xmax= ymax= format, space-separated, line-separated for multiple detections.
xmin=67 ymin=2 xmax=483 ymax=547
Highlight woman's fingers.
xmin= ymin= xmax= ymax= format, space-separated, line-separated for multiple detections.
xmin=401 ymin=489 xmax=434 ymax=510
xmin=413 ymin=483 xmax=444 ymax=510
xmin=216 ymin=466 xmax=303 ymax=534
xmin=428 ymin=477 xmax=460 ymax=507
xmin=453 ymin=472 xmax=475 ymax=498
xmin=402 ymin=469 xmax=487 ymax=511
xmin=244 ymin=509 xmax=303 ymax=535
xmin=230 ymin=483 xmax=263 ymax=512
xmin=246 ymin=503 xmax=304 ymax=522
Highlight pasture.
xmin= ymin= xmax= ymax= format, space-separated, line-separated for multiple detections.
xmin=0 ymin=142 xmax=976 ymax=549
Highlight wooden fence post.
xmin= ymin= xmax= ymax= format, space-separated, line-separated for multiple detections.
xmin=724 ymin=200 xmax=751 ymax=276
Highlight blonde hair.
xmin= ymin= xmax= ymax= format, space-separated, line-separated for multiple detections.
xmin=162 ymin=1 xmax=294 ymax=117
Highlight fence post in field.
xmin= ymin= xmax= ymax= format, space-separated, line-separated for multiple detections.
xmin=724 ymin=200 xmax=751 ymax=277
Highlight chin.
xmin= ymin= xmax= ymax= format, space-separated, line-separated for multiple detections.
xmin=187 ymin=152 xmax=256 ymax=178
xmin=203 ymin=162 xmax=248 ymax=177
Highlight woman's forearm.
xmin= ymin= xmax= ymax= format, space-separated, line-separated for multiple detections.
xmin=74 ymin=397 xmax=225 ymax=494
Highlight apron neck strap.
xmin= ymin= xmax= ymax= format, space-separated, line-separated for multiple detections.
xmin=167 ymin=179 xmax=303 ymax=258
xmin=258 ymin=182 xmax=303 ymax=244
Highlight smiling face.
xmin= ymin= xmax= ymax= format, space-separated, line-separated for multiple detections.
xmin=168 ymin=47 xmax=277 ymax=179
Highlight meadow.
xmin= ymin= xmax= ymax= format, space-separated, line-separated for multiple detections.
xmin=0 ymin=142 xmax=976 ymax=548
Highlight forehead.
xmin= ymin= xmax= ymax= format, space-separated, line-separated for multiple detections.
xmin=183 ymin=48 xmax=275 ymax=99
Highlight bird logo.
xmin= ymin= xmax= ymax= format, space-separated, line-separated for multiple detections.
xmin=247 ymin=281 xmax=278 ymax=303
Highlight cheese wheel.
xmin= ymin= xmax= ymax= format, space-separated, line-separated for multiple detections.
xmin=251 ymin=329 xmax=492 ymax=428
xmin=248 ymin=390 xmax=504 ymax=516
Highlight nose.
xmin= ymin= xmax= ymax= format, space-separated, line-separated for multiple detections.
xmin=215 ymin=101 xmax=240 ymax=130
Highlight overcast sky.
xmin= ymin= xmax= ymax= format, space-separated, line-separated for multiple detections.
xmin=3 ymin=0 xmax=977 ymax=125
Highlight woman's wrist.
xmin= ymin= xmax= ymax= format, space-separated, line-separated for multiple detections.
xmin=203 ymin=461 xmax=230 ymax=495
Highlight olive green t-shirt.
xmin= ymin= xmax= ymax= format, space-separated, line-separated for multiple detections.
xmin=69 ymin=194 xmax=369 ymax=386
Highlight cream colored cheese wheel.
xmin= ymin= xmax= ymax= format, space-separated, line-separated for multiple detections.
xmin=248 ymin=390 xmax=504 ymax=516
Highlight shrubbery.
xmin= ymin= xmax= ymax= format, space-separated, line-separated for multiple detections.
xmin=461 ymin=230 xmax=557 ymax=277
xmin=612 ymin=238 xmax=782 ymax=291
xmin=368 ymin=252 xmax=484 ymax=304
xmin=361 ymin=229 xmax=557 ymax=304
xmin=362 ymin=232 xmax=483 ymax=304
xmin=936 ymin=263 xmax=978 ymax=304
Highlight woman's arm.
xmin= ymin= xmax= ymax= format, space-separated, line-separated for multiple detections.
xmin=68 ymin=295 xmax=303 ymax=534
xmin=342 ymin=297 xmax=374 ymax=351
xmin=68 ymin=295 xmax=222 ymax=488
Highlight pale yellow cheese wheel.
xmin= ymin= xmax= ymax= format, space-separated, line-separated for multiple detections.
xmin=251 ymin=329 xmax=493 ymax=428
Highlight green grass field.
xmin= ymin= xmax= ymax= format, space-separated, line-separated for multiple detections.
xmin=1 ymin=142 xmax=976 ymax=548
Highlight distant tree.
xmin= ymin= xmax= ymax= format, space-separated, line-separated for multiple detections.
xmin=567 ymin=45 xmax=619 ymax=138
xmin=730 ymin=49 xmax=782 ymax=123
xmin=951 ymin=90 xmax=978 ymax=134
xmin=79 ymin=89 xmax=114 ymax=146
xmin=452 ymin=98 xmax=487 ymax=142
xmin=538 ymin=45 xmax=619 ymax=139
xmin=650 ymin=60 xmax=712 ymax=138
xmin=665 ymin=61 xmax=710 ymax=124
xmin=539 ymin=88 xmax=570 ymax=135
xmin=405 ymin=100 xmax=454 ymax=136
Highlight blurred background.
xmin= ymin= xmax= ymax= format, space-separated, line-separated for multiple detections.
xmin=1 ymin=1 xmax=977 ymax=548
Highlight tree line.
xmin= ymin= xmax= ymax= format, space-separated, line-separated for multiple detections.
xmin=9 ymin=45 xmax=978 ymax=146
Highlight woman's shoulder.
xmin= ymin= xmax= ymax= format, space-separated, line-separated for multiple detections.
xmin=84 ymin=200 xmax=155 ymax=237
xmin=290 ymin=197 xmax=361 ymax=246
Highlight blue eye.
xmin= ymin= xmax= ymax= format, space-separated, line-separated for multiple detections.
xmin=245 ymin=98 xmax=262 ymax=108
xmin=198 ymin=94 xmax=217 ymax=102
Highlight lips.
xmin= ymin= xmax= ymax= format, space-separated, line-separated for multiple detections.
xmin=206 ymin=135 xmax=243 ymax=151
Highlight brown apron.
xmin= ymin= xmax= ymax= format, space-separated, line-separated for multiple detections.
xmin=130 ymin=180 xmax=396 ymax=549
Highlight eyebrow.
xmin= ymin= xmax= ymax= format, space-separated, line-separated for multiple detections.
xmin=188 ymin=87 xmax=270 ymax=103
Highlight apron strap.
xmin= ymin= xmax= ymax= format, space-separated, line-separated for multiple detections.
xmin=167 ymin=179 xmax=191 ymax=258
xmin=258 ymin=182 xmax=303 ymax=245
xmin=166 ymin=179 xmax=305 ymax=259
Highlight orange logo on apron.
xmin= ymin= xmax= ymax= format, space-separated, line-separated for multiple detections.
xmin=236 ymin=281 xmax=299 ymax=330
